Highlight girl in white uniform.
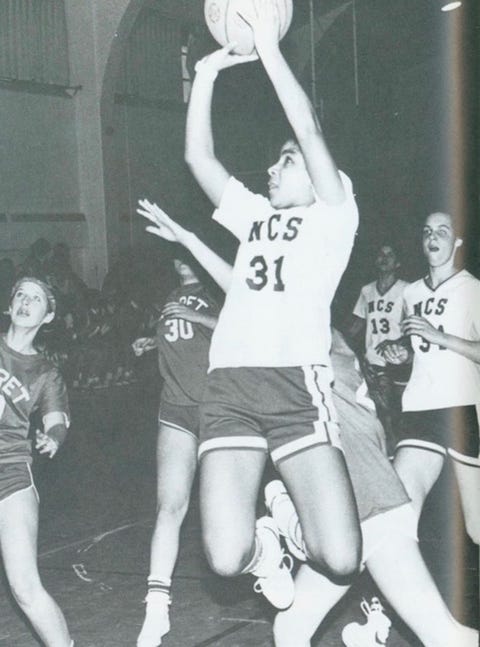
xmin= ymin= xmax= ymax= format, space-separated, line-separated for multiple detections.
xmin=183 ymin=0 xmax=361 ymax=608
xmin=381 ymin=211 xmax=480 ymax=544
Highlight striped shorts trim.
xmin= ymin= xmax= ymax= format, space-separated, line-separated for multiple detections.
xmin=199 ymin=365 xmax=342 ymax=465
xmin=0 ymin=462 xmax=39 ymax=504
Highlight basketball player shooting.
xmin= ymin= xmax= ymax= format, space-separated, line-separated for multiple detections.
xmin=185 ymin=0 xmax=361 ymax=609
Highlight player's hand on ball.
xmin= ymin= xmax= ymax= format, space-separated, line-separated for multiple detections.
xmin=198 ymin=42 xmax=258 ymax=74
xmin=401 ymin=315 xmax=444 ymax=345
xmin=237 ymin=0 xmax=281 ymax=53
xmin=137 ymin=199 xmax=187 ymax=244
xmin=35 ymin=430 xmax=59 ymax=458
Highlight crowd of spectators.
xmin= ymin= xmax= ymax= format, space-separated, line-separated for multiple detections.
xmin=0 ymin=238 xmax=173 ymax=389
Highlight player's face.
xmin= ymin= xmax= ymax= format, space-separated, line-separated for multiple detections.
xmin=422 ymin=212 xmax=462 ymax=268
xmin=9 ymin=281 xmax=54 ymax=328
xmin=375 ymin=246 xmax=398 ymax=273
xmin=173 ymin=259 xmax=197 ymax=283
xmin=267 ymin=141 xmax=315 ymax=209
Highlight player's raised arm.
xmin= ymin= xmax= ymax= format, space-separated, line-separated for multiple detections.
xmin=239 ymin=0 xmax=345 ymax=205
xmin=137 ymin=199 xmax=233 ymax=292
xmin=185 ymin=45 xmax=257 ymax=207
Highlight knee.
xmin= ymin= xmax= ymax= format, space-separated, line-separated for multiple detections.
xmin=155 ymin=496 xmax=190 ymax=523
xmin=305 ymin=537 xmax=361 ymax=580
xmin=9 ymin=575 xmax=43 ymax=609
xmin=203 ymin=535 xmax=252 ymax=578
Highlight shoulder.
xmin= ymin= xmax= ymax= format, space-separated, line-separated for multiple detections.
xmin=219 ymin=177 xmax=269 ymax=210
xmin=403 ymin=278 xmax=424 ymax=297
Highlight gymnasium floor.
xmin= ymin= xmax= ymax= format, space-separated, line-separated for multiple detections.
xmin=0 ymin=383 xmax=478 ymax=646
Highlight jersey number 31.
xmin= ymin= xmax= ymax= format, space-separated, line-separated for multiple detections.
xmin=246 ymin=255 xmax=285 ymax=292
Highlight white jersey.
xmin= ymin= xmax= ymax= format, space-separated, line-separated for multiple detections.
xmin=209 ymin=174 xmax=358 ymax=370
xmin=353 ymin=279 xmax=409 ymax=366
xmin=402 ymin=269 xmax=480 ymax=411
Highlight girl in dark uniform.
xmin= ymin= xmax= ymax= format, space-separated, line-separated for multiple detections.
xmin=133 ymin=255 xmax=218 ymax=647
xmin=0 ymin=277 xmax=73 ymax=647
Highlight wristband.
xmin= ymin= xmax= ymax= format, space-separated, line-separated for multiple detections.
xmin=46 ymin=424 xmax=67 ymax=447
xmin=194 ymin=60 xmax=218 ymax=82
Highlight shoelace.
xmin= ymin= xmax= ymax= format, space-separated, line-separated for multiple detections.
xmin=253 ymin=552 xmax=294 ymax=593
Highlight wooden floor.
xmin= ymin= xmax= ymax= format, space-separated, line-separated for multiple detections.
xmin=0 ymin=384 xmax=477 ymax=646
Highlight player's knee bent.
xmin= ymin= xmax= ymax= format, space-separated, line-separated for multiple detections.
xmin=305 ymin=537 xmax=360 ymax=579
xmin=203 ymin=538 xmax=252 ymax=577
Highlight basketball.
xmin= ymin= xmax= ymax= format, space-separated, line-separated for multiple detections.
xmin=204 ymin=0 xmax=293 ymax=55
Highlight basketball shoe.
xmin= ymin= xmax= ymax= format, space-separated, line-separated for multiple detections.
xmin=137 ymin=592 xmax=171 ymax=647
xmin=264 ymin=480 xmax=307 ymax=561
xmin=251 ymin=516 xmax=295 ymax=609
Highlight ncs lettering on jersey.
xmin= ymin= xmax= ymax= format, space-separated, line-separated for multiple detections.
xmin=402 ymin=270 xmax=480 ymax=411
xmin=353 ymin=280 xmax=409 ymax=366
xmin=210 ymin=174 xmax=358 ymax=370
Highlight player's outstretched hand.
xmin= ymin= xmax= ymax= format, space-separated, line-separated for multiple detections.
xmin=401 ymin=315 xmax=444 ymax=345
xmin=237 ymin=0 xmax=281 ymax=55
xmin=137 ymin=199 xmax=187 ymax=244
xmin=35 ymin=430 xmax=59 ymax=458
xmin=162 ymin=302 xmax=203 ymax=324
xmin=132 ymin=336 xmax=157 ymax=356
xmin=197 ymin=42 xmax=258 ymax=74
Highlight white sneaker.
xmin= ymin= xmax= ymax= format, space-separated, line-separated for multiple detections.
xmin=137 ymin=593 xmax=171 ymax=647
xmin=341 ymin=597 xmax=391 ymax=647
xmin=264 ymin=480 xmax=307 ymax=562
xmin=251 ymin=516 xmax=295 ymax=610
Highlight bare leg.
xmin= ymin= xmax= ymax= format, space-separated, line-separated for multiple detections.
xmin=273 ymin=564 xmax=350 ymax=647
xmin=150 ymin=424 xmax=198 ymax=577
xmin=200 ymin=449 xmax=267 ymax=576
xmin=450 ymin=454 xmax=480 ymax=544
xmin=278 ymin=446 xmax=361 ymax=579
xmin=0 ymin=487 xmax=72 ymax=647
xmin=367 ymin=535 xmax=478 ymax=647
xmin=137 ymin=424 xmax=198 ymax=647
xmin=393 ymin=447 xmax=444 ymax=520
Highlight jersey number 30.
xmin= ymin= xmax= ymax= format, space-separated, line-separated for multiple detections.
xmin=164 ymin=318 xmax=194 ymax=342
xmin=246 ymin=255 xmax=285 ymax=292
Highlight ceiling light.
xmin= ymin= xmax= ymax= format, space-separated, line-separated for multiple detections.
xmin=441 ymin=2 xmax=462 ymax=11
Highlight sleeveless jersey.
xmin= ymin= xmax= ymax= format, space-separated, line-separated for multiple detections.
xmin=353 ymin=279 xmax=409 ymax=366
xmin=402 ymin=269 xmax=480 ymax=411
xmin=0 ymin=336 xmax=70 ymax=464
xmin=210 ymin=174 xmax=358 ymax=369
xmin=156 ymin=283 xmax=218 ymax=406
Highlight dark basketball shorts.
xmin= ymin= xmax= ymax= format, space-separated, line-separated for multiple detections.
xmin=159 ymin=398 xmax=200 ymax=439
xmin=199 ymin=365 xmax=342 ymax=466
xmin=0 ymin=462 xmax=39 ymax=504
xmin=396 ymin=405 xmax=480 ymax=464
xmin=364 ymin=363 xmax=405 ymax=412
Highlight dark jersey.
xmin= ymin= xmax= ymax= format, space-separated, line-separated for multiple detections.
xmin=0 ymin=336 xmax=70 ymax=464
xmin=156 ymin=283 xmax=218 ymax=406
